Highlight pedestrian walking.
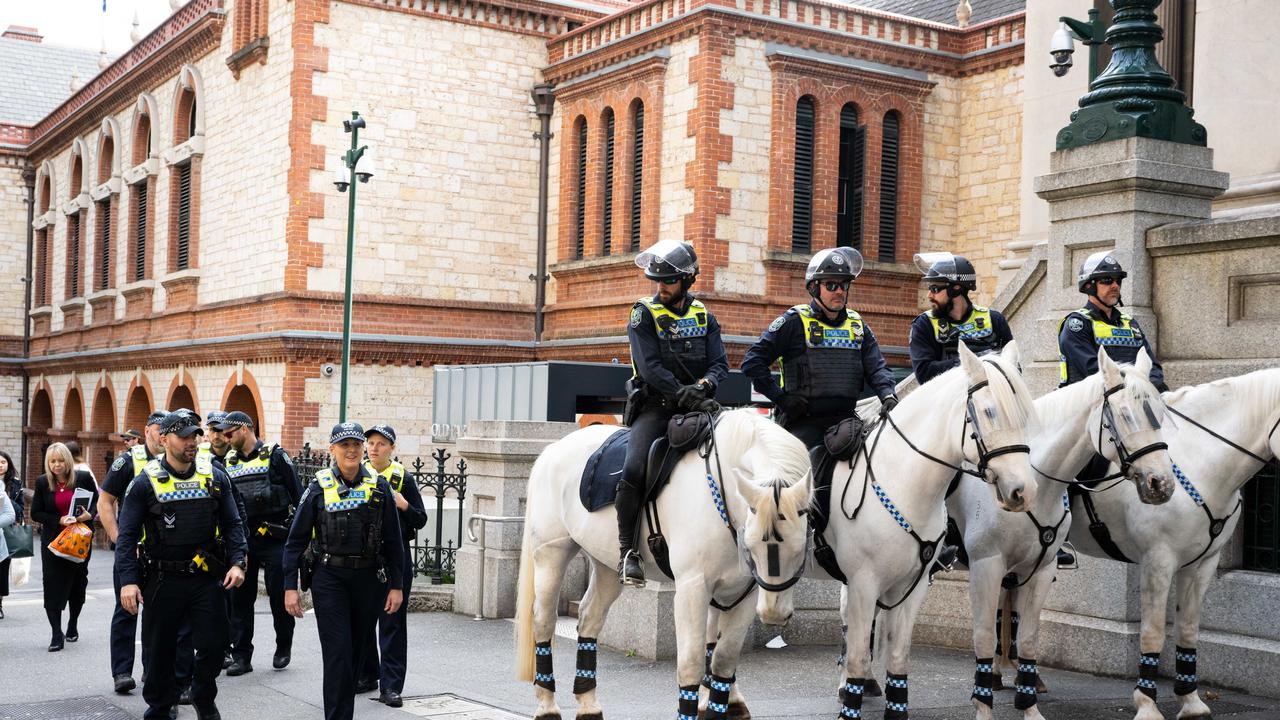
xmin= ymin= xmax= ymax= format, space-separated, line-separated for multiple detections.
xmin=29 ymin=442 xmax=97 ymax=651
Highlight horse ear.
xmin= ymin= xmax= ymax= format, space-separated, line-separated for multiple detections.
xmin=1134 ymin=347 xmax=1153 ymax=380
xmin=733 ymin=468 xmax=763 ymax=512
xmin=1001 ymin=339 xmax=1022 ymax=371
xmin=1098 ymin=346 xmax=1123 ymax=389
xmin=783 ymin=473 xmax=813 ymax=513
xmin=959 ymin=341 xmax=984 ymax=384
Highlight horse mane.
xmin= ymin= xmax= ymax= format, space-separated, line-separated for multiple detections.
xmin=1165 ymin=367 xmax=1280 ymax=432
xmin=716 ymin=408 xmax=812 ymax=535
xmin=1032 ymin=369 xmax=1100 ymax=418
xmin=906 ymin=351 xmax=1037 ymax=430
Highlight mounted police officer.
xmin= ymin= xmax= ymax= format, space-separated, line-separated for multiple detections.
xmin=115 ymin=411 xmax=248 ymax=720
xmin=356 ymin=424 xmax=427 ymax=707
xmin=741 ymin=246 xmax=898 ymax=450
xmin=283 ymin=422 xmax=404 ymax=720
xmin=98 ymin=410 xmax=172 ymax=695
xmin=908 ymin=252 xmax=1013 ymax=384
xmin=617 ymin=240 xmax=729 ymax=587
xmin=215 ymin=410 xmax=301 ymax=675
xmin=1058 ymin=251 xmax=1167 ymax=391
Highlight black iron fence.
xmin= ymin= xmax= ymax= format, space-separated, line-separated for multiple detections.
xmin=1243 ymin=462 xmax=1280 ymax=573
xmin=292 ymin=444 xmax=468 ymax=584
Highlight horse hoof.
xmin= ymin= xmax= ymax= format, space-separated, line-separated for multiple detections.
xmin=575 ymin=713 xmax=604 ymax=720
xmin=727 ymin=700 xmax=751 ymax=719
xmin=864 ymin=679 xmax=883 ymax=697
xmin=535 ymin=714 xmax=563 ymax=720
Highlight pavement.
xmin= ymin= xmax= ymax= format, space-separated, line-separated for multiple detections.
xmin=1 ymin=554 xmax=1278 ymax=720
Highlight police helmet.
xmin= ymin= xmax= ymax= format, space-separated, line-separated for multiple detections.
xmin=636 ymin=240 xmax=699 ymax=282
xmin=914 ymin=252 xmax=977 ymax=291
xmin=1077 ymin=251 xmax=1128 ymax=292
xmin=805 ymin=247 xmax=864 ymax=284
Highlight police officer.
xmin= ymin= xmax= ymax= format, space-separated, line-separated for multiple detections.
xmin=98 ymin=410 xmax=170 ymax=694
xmin=908 ymin=252 xmax=1013 ymax=384
xmin=217 ymin=410 xmax=301 ymax=675
xmin=116 ymin=411 xmax=248 ymax=720
xmin=1058 ymin=251 xmax=1167 ymax=391
xmin=356 ymin=424 xmax=427 ymax=707
xmin=742 ymin=246 xmax=898 ymax=451
xmin=283 ymin=423 xmax=404 ymax=720
xmin=202 ymin=410 xmax=248 ymax=674
xmin=617 ymin=240 xmax=729 ymax=587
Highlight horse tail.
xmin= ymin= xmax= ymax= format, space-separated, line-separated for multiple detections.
xmin=514 ymin=453 xmax=544 ymax=682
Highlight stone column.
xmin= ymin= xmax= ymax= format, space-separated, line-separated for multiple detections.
xmin=1025 ymin=137 xmax=1228 ymax=394
xmin=454 ymin=420 xmax=577 ymax=619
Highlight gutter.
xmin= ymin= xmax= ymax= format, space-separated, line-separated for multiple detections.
xmin=20 ymin=164 xmax=35 ymax=484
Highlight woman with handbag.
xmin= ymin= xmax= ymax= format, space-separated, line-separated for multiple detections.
xmin=30 ymin=442 xmax=98 ymax=651
xmin=0 ymin=476 xmax=16 ymax=619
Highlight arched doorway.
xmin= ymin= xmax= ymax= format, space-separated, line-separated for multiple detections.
xmin=63 ymin=387 xmax=85 ymax=433
xmin=224 ymin=384 xmax=260 ymax=431
xmin=169 ymin=385 xmax=195 ymax=413
xmin=89 ymin=386 xmax=117 ymax=478
xmin=124 ymin=385 xmax=152 ymax=439
xmin=27 ymin=388 xmax=53 ymax=482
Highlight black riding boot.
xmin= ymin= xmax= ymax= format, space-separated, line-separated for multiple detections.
xmin=614 ymin=483 xmax=646 ymax=586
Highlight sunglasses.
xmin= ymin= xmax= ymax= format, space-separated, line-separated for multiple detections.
xmin=927 ymin=284 xmax=949 ymax=294
xmin=657 ymin=277 xmax=682 ymax=286
xmin=1095 ymin=277 xmax=1121 ymax=286
xmin=821 ymin=281 xmax=851 ymax=292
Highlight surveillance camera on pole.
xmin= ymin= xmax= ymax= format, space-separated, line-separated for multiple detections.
xmin=1050 ymin=10 xmax=1106 ymax=83
xmin=1050 ymin=22 xmax=1075 ymax=77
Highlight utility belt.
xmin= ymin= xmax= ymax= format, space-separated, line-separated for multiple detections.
xmin=253 ymin=520 xmax=289 ymax=540
xmin=145 ymin=544 xmax=227 ymax=578
xmin=623 ymin=378 xmax=678 ymax=426
xmin=315 ymin=551 xmax=386 ymax=583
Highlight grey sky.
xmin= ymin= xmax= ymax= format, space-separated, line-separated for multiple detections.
xmin=0 ymin=0 xmax=174 ymax=55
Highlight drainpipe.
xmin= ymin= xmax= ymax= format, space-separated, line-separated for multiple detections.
xmin=531 ymin=83 xmax=556 ymax=343
xmin=20 ymin=164 xmax=35 ymax=485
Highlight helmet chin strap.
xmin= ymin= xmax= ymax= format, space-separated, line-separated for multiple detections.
xmin=808 ymin=282 xmax=840 ymax=315
xmin=1085 ymin=282 xmax=1122 ymax=309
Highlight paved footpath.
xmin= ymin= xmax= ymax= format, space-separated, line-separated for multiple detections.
xmin=1 ymin=555 xmax=1277 ymax=720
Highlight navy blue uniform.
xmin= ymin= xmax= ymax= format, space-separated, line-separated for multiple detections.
xmin=104 ymin=447 xmax=158 ymax=683
xmin=741 ymin=304 xmax=896 ymax=449
xmin=228 ymin=441 xmax=301 ymax=666
xmin=908 ymin=305 xmax=1013 ymax=384
xmin=1057 ymin=303 xmax=1166 ymax=391
xmin=283 ymin=465 xmax=404 ymax=720
xmin=114 ymin=460 xmax=247 ymax=720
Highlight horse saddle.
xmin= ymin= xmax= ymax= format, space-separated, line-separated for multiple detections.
xmin=578 ymin=413 xmax=714 ymax=513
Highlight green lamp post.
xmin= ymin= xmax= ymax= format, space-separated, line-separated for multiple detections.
xmin=1052 ymin=0 xmax=1207 ymax=151
xmin=333 ymin=111 xmax=374 ymax=422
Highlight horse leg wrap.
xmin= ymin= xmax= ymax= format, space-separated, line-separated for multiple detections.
xmin=702 ymin=642 xmax=717 ymax=689
xmin=1008 ymin=611 xmax=1021 ymax=660
xmin=677 ymin=684 xmax=700 ymax=720
xmin=533 ymin=641 xmax=556 ymax=692
xmin=994 ymin=609 xmax=1004 ymax=659
xmin=704 ymin=673 xmax=735 ymax=720
xmin=971 ymin=657 xmax=994 ymax=708
xmin=1174 ymin=646 xmax=1198 ymax=697
xmin=884 ymin=673 xmax=908 ymax=720
xmin=572 ymin=637 xmax=597 ymax=694
xmin=836 ymin=625 xmax=848 ymax=668
xmin=1136 ymin=652 xmax=1160 ymax=700
xmin=840 ymin=678 xmax=863 ymax=719
xmin=1013 ymin=657 xmax=1038 ymax=710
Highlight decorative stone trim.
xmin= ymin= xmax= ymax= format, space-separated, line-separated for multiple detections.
xmin=120 ymin=280 xmax=157 ymax=322
xmin=164 ymin=136 xmax=206 ymax=166
xmin=33 ymin=211 xmax=53 ymax=230
xmin=227 ymin=36 xmax=270 ymax=79
xmin=87 ymin=289 xmax=121 ymax=326
xmin=59 ymin=297 xmax=87 ymax=330
xmin=62 ymin=193 xmax=90 ymax=215
xmin=90 ymin=177 xmax=122 ymax=201
xmin=161 ymin=269 xmax=201 ymax=311
xmin=122 ymin=158 xmax=160 ymax=185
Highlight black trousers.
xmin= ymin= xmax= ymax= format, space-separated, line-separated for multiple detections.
xmin=359 ymin=540 xmax=413 ymax=693
xmin=230 ymin=534 xmax=294 ymax=662
xmin=111 ymin=564 xmax=195 ymax=684
xmin=616 ymin=407 xmax=674 ymax=550
xmin=312 ymin=565 xmax=387 ymax=720
xmin=785 ymin=413 xmax=850 ymax=452
xmin=140 ymin=573 xmax=228 ymax=719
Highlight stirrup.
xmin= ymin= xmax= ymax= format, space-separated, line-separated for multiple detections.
xmin=1056 ymin=542 xmax=1078 ymax=570
xmin=930 ymin=544 xmax=958 ymax=578
xmin=619 ymin=549 xmax=646 ymax=588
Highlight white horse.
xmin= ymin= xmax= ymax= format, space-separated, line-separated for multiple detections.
xmin=514 ymin=408 xmax=814 ymax=720
xmin=820 ymin=342 xmax=1037 ymax=720
xmin=1068 ymin=367 xmax=1280 ymax=720
xmin=950 ymin=347 xmax=1176 ymax=720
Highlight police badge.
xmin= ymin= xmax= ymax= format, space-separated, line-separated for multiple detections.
xmin=629 ymin=306 xmax=643 ymax=328
xmin=1067 ymin=317 xmax=1085 ymax=332
xmin=111 ymin=456 xmax=126 ymax=472
xmin=768 ymin=315 xmax=787 ymax=332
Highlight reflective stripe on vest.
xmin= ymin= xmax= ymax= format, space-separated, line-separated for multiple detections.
xmin=1058 ymin=308 xmax=1144 ymax=383
xmin=780 ymin=305 xmax=864 ymax=401
xmin=630 ymin=297 xmax=711 ymax=384
xmin=363 ymin=461 xmax=406 ymax=494
xmin=142 ymin=450 xmax=218 ymax=549
xmin=928 ymin=306 xmax=998 ymax=353
xmin=317 ymin=468 xmax=379 ymax=512
xmin=130 ymin=444 xmax=151 ymax=476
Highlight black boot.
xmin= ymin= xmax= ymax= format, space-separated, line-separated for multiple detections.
xmin=614 ymin=483 xmax=646 ymax=587
xmin=929 ymin=544 xmax=959 ymax=579
xmin=1056 ymin=547 xmax=1076 ymax=569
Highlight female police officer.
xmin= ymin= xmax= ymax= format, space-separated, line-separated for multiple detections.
xmin=283 ymin=422 xmax=404 ymax=720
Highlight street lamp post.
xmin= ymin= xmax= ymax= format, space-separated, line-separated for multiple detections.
xmin=333 ymin=111 xmax=374 ymax=422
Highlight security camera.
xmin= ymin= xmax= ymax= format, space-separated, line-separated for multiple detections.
xmin=321 ymin=363 xmax=336 ymax=377
xmin=343 ymin=116 xmax=366 ymax=133
xmin=1050 ymin=22 xmax=1076 ymax=77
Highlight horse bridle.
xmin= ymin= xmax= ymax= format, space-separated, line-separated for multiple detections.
xmin=884 ymin=358 xmax=1030 ymax=484
xmin=737 ymin=480 xmax=813 ymax=593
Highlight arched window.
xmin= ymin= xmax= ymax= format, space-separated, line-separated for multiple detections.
xmin=129 ymin=95 xmax=158 ymax=283
xmin=573 ymin=116 xmax=587 ymax=260
xmin=837 ymin=104 xmax=865 ymax=249
xmin=96 ymin=120 xmax=122 ymax=293
xmin=791 ymin=96 xmax=816 ymax=254
xmin=169 ymin=66 xmax=205 ymax=273
xmin=601 ymin=108 xmax=615 ymax=256
xmin=34 ymin=167 xmax=53 ymax=307
xmin=67 ymin=146 xmax=86 ymax=299
xmin=877 ymin=111 xmax=901 ymax=262
xmin=629 ymin=100 xmax=644 ymax=252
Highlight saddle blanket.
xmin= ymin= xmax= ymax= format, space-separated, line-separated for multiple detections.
xmin=580 ymin=428 xmax=630 ymax=511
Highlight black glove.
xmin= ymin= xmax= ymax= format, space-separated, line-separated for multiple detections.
xmin=675 ymin=383 xmax=708 ymax=410
xmin=879 ymin=395 xmax=899 ymax=418
xmin=776 ymin=394 xmax=809 ymax=420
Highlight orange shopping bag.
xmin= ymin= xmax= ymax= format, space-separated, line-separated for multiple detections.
xmin=48 ymin=522 xmax=93 ymax=563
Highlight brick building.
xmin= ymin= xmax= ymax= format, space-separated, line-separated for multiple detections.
xmin=0 ymin=0 xmax=1026 ymax=480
